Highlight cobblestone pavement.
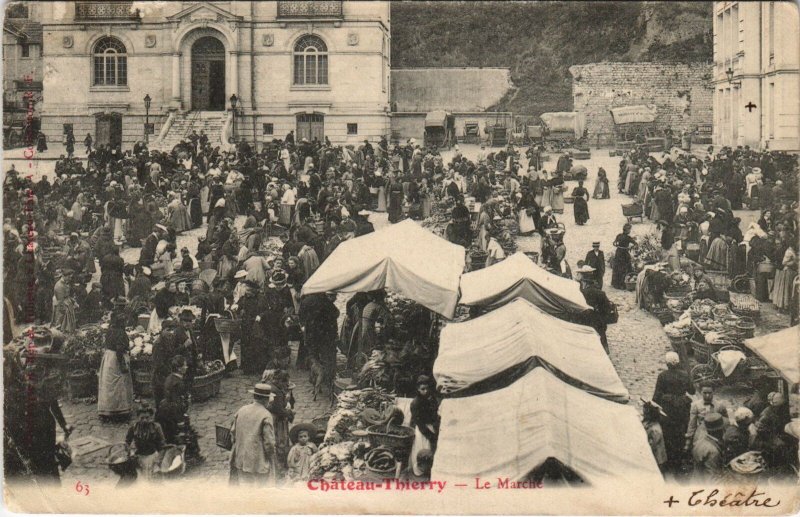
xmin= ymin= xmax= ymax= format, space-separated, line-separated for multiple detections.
xmin=56 ymin=145 xmax=790 ymax=483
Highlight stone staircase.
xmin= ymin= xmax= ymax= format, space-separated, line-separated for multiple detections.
xmin=151 ymin=111 xmax=229 ymax=152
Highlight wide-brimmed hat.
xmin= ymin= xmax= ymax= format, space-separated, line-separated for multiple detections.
xmin=248 ymin=383 xmax=274 ymax=398
xmin=592 ymin=241 xmax=601 ymax=247
xmin=289 ymin=423 xmax=319 ymax=444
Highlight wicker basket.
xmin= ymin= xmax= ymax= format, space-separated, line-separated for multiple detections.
xmin=652 ymin=307 xmax=674 ymax=325
xmin=689 ymin=338 xmax=713 ymax=362
xmin=367 ymin=425 xmax=414 ymax=464
xmin=736 ymin=317 xmax=756 ymax=339
xmin=624 ymin=273 xmax=638 ymax=291
xmin=563 ymin=196 xmax=575 ymax=204
xmin=214 ymin=318 xmax=241 ymax=335
xmin=68 ymin=370 xmax=97 ymax=399
xmin=215 ymin=424 xmax=233 ymax=450
xmin=133 ymin=367 xmax=153 ymax=397
xmin=192 ymin=367 xmax=224 ymax=402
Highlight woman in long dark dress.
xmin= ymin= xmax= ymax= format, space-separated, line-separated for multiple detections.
xmin=611 ymin=223 xmax=636 ymax=289
xmin=387 ymin=177 xmax=404 ymax=223
xmin=572 ymin=180 xmax=590 ymax=226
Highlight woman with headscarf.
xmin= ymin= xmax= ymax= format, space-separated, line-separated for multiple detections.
xmin=187 ymin=180 xmax=203 ymax=228
xmin=97 ymin=312 xmax=134 ymax=420
xmin=549 ymin=171 xmax=565 ymax=213
xmin=517 ymin=186 xmax=539 ymax=235
xmin=166 ymin=192 xmax=191 ymax=234
xmin=611 ymin=223 xmax=636 ymax=290
xmin=593 ymin=167 xmax=610 ymax=199
xmin=772 ymin=235 xmax=797 ymax=311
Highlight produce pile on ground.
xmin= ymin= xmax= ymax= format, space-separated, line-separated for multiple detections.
xmin=308 ymin=388 xmax=395 ymax=480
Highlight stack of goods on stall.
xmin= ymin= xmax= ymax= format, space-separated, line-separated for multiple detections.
xmin=308 ymin=388 xmax=415 ymax=481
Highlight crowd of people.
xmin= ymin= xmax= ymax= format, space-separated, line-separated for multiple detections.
xmin=3 ymin=124 xmax=797 ymax=486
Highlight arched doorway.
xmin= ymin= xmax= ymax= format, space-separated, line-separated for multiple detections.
xmin=191 ymin=36 xmax=226 ymax=111
xmin=95 ymin=113 xmax=122 ymax=148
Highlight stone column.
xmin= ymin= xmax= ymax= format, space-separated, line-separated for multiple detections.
xmin=171 ymin=52 xmax=181 ymax=108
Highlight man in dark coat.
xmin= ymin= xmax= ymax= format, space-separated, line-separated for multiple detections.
xmin=653 ymin=351 xmax=694 ymax=474
xmin=298 ymin=292 xmax=339 ymax=377
xmin=577 ymin=266 xmax=612 ymax=352
xmin=583 ymin=242 xmax=606 ymax=289
xmin=139 ymin=225 xmax=165 ymax=267
xmin=99 ymin=246 xmax=125 ymax=305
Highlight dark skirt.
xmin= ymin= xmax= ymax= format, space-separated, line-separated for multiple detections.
xmin=189 ymin=198 xmax=203 ymax=228
xmin=573 ymin=197 xmax=589 ymax=225
xmin=611 ymin=250 xmax=632 ymax=289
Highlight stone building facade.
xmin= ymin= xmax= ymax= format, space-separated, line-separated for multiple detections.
xmin=3 ymin=2 xmax=44 ymax=128
xmin=569 ymin=62 xmax=713 ymax=146
xmin=39 ymin=1 xmax=391 ymax=148
xmin=712 ymin=1 xmax=799 ymax=151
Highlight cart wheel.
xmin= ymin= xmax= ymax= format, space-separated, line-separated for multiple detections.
xmin=691 ymin=363 xmax=717 ymax=386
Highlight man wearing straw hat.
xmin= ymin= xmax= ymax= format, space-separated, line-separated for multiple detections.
xmin=230 ymin=383 xmax=278 ymax=486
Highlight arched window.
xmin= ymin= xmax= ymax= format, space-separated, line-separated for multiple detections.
xmin=93 ymin=37 xmax=127 ymax=86
xmin=293 ymin=35 xmax=327 ymax=85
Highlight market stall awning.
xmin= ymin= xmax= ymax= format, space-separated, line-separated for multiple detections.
xmin=431 ymin=368 xmax=663 ymax=485
xmin=610 ymin=105 xmax=657 ymax=125
xmin=301 ymin=220 xmax=465 ymax=318
xmin=434 ymin=298 xmax=628 ymax=401
xmin=745 ymin=326 xmax=800 ymax=384
xmin=424 ymin=110 xmax=449 ymax=127
xmin=458 ymin=252 xmax=591 ymax=317
xmin=539 ymin=111 xmax=586 ymax=135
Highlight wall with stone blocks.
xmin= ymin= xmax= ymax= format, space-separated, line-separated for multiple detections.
xmin=570 ymin=62 xmax=713 ymax=143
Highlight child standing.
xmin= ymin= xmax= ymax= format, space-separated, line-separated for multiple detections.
xmin=287 ymin=424 xmax=318 ymax=481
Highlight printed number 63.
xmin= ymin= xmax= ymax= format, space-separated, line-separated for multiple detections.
xmin=75 ymin=481 xmax=90 ymax=496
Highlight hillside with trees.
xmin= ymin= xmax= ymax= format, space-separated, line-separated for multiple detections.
xmin=391 ymin=1 xmax=712 ymax=118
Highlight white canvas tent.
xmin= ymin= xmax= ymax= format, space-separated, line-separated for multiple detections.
xmin=540 ymin=111 xmax=586 ymax=136
xmin=431 ymin=368 xmax=663 ymax=485
xmin=458 ymin=252 xmax=591 ymax=317
xmin=745 ymin=326 xmax=800 ymax=384
xmin=434 ymin=298 xmax=628 ymax=401
xmin=301 ymin=220 xmax=465 ymax=318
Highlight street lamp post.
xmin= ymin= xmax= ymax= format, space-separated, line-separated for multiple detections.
xmin=725 ymin=68 xmax=734 ymax=84
xmin=229 ymin=94 xmax=239 ymax=143
xmin=143 ymin=94 xmax=151 ymax=144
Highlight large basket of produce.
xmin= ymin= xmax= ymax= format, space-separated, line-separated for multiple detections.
xmin=214 ymin=318 xmax=240 ymax=335
xmin=665 ymin=285 xmax=692 ymax=299
xmin=469 ymin=250 xmax=488 ymax=270
xmin=364 ymin=446 xmax=398 ymax=477
xmin=154 ymin=445 xmax=186 ymax=479
xmin=68 ymin=369 xmax=97 ymax=399
xmin=690 ymin=339 xmax=712 ymax=363
xmin=735 ymin=317 xmax=756 ymax=339
xmin=366 ymin=424 xmax=415 ymax=458
xmin=651 ymin=307 xmax=674 ymax=325
xmin=729 ymin=292 xmax=760 ymax=319
xmin=191 ymin=360 xmax=225 ymax=402
xmin=624 ymin=273 xmax=638 ymax=291
xmin=706 ymin=269 xmax=730 ymax=291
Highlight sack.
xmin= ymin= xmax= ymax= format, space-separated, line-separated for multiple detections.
xmin=604 ymin=302 xmax=619 ymax=325
xmin=55 ymin=440 xmax=72 ymax=471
